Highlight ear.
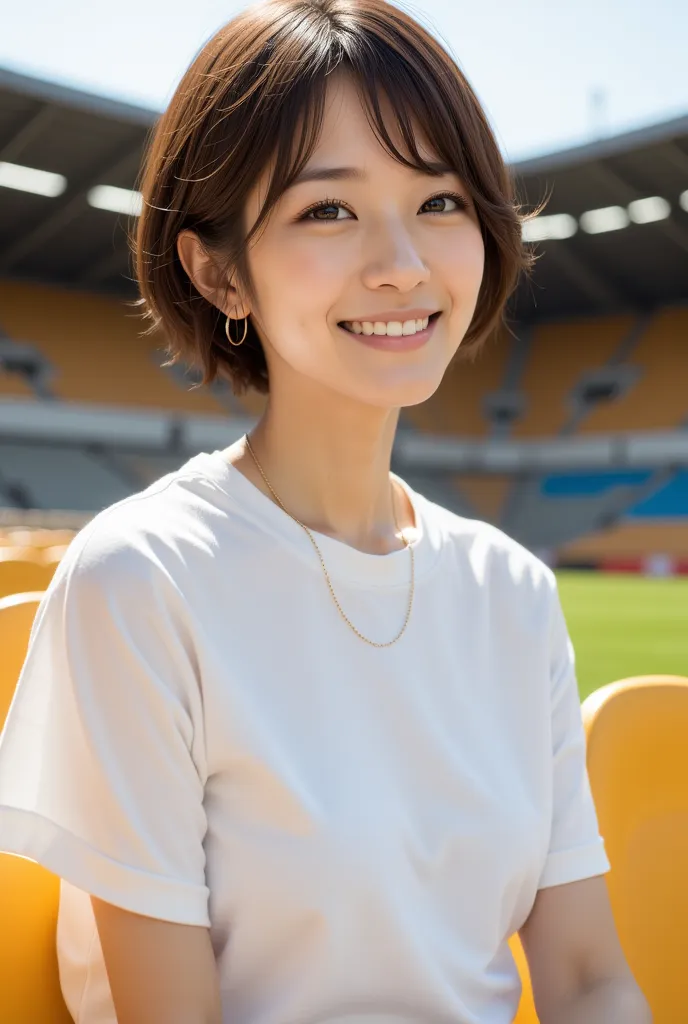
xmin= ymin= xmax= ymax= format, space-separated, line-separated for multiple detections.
xmin=176 ymin=230 xmax=250 ymax=318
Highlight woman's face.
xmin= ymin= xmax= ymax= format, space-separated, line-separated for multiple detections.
xmin=241 ymin=72 xmax=486 ymax=410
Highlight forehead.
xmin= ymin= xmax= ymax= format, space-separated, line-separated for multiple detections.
xmin=314 ymin=72 xmax=436 ymax=162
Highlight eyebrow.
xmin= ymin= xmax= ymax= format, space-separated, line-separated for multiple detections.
xmin=286 ymin=161 xmax=456 ymax=190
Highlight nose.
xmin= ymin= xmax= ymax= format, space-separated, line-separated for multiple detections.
xmin=361 ymin=219 xmax=431 ymax=293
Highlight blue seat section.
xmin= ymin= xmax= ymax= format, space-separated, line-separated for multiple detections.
xmin=541 ymin=471 xmax=653 ymax=496
xmin=540 ymin=469 xmax=688 ymax=517
xmin=625 ymin=470 xmax=688 ymax=518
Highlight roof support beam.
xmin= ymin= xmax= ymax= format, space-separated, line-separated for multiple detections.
xmin=541 ymin=241 xmax=629 ymax=308
xmin=0 ymin=143 xmax=142 ymax=273
xmin=661 ymin=141 xmax=688 ymax=177
xmin=0 ymin=103 xmax=56 ymax=162
xmin=588 ymin=160 xmax=688 ymax=256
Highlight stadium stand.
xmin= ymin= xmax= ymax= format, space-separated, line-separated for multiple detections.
xmin=0 ymin=441 xmax=135 ymax=509
xmin=555 ymin=468 xmax=688 ymax=569
xmin=0 ymin=369 xmax=33 ymax=399
xmin=560 ymin=521 xmax=688 ymax=568
xmin=452 ymin=474 xmax=513 ymax=524
xmin=0 ymin=65 xmax=686 ymax=569
xmin=509 ymin=313 xmax=639 ymax=439
xmin=578 ymin=305 xmax=688 ymax=434
xmin=0 ymin=278 xmax=235 ymax=414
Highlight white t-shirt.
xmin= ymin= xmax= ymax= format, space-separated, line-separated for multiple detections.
xmin=0 ymin=450 xmax=610 ymax=1024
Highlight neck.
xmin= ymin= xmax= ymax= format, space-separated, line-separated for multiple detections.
xmin=228 ymin=382 xmax=414 ymax=556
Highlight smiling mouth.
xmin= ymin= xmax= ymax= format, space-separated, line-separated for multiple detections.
xmin=338 ymin=311 xmax=441 ymax=336
xmin=336 ymin=311 xmax=441 ymax=352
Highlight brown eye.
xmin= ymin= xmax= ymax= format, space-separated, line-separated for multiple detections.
xmin=311 ymin=204 xmax=342 ymax=220
xmin=299 ymin=198 xmax=353 ymax=221
xmin=422 ymin=192 xmax=470 ymax=214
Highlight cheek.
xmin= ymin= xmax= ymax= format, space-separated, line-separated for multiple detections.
xmin=264 ymin=238 xmax=348 ymax=313
xmin=250 ymin=241 xmax=343 ymax=367
xmin=444 ymin=230 xmax=486 ymax=299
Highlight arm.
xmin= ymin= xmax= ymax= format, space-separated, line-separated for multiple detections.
xmin=91 ymin=897 xmax=222 ymax=1024
xmin=552 ymin=976 xmax=652 ymax=1023
xmin=519 ymin=875 xmax=652 ymax=1024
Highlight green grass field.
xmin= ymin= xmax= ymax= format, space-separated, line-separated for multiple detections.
xmin=556 ymin=571 xmax=688 ymax=700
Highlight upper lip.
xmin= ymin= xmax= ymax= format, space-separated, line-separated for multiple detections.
xmin=339 ymin=308 xmax=440 ymax=323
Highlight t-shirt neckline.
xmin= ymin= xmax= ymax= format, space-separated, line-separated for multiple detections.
xmin=190 ymin=449 xmax=439 ymax=588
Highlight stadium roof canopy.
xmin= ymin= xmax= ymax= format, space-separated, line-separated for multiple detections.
xmin=1 ymin=64 xmax=687 ymax=325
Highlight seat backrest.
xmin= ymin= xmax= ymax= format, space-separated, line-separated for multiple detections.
xmin=509 ymin=933 xmax=539 ymax=1023
xmin=0 ymin=551 xmax=55 ymax=600
xmin=0 ymin=591 xmax=72 ymax=1022
xmin=0 ymin=855 xmax=74 ymax=1023
xmin=0 ymin=592 xmax=43 ymax=728
xmin=582 ymin=674 xmax=688 ymax=1023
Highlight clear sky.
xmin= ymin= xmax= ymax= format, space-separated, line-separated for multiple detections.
xmin=1 ymin=0 xmax=686 ymax=162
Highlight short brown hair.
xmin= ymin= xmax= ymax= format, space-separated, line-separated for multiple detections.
xmin=133 ymin=0 xmax=541 ymax=395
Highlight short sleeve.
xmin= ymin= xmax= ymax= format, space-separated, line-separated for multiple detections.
xmin=537 ymin=577 xmax=611 ymax=890
xmin=0 ymin=521 xmax=211 ymax=926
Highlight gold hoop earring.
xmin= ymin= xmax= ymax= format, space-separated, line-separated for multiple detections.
xmin=225 ymin=314 xmax=248 ymax=347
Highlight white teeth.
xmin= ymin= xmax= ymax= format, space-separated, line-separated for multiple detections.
xmin=344 ymin=316 xmax=431 ymax=336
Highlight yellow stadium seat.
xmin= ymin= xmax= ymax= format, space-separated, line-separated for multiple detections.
xmin=0 ymin=590 xmax=43 ymax=731
xmin=0 ymin=858 xmax=72 ymax=1023
xmin=510 ymin=933 xmax=539 ymax=1022
xmin=0 ymin=592 xmax=72 ymax=1022
xmin=0 ymin=549 xmax=55 ymax=599
xmin=582 ymin=674 xmax=688 ymax=1022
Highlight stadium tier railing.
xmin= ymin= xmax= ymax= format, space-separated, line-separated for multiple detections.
xmin=2 ymin=395 xmax=686 ymax=474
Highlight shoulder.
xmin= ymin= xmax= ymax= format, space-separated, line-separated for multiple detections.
xmin=418 ymin=496 xmax=568 ymax=678
xmin=50 ymin=462 xmax=219 ymax=601
xmin=418 ymin=492 xmax=558 ymax=605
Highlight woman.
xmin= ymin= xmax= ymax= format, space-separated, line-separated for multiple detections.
xmin=0 ymin=1 xmax=650 ymax=1022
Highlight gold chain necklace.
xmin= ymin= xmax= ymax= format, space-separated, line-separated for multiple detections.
xmin=244 ymin=434 xmax=415 ymax=647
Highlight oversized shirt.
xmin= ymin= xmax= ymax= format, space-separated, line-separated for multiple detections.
xmin=0 ymin=450 xmax=611 ymax=1024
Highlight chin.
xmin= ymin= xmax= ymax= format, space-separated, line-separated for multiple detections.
xmin=349 ymin=366 xmax=447 ymax=410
